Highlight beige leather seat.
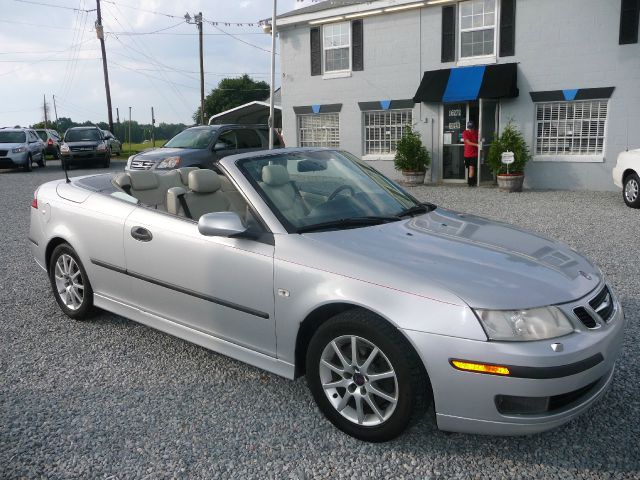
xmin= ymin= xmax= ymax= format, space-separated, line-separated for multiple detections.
xmin=176 ymin=167 xmax=198 ymax=186
xmin=219 ymin=176 xmax=248 ymax=215
xmin=113 ymin=170 xmax=181 ymax=209
xmin=166 ymin=169 xmax=230 ymax=219
xmin=259 ymin=164 xmax=307 ymax=220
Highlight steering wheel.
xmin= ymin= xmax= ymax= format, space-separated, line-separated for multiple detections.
xmin=327 ymin=184 xmax=356 ymax=202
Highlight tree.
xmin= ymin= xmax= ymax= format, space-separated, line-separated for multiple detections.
xmin=193 ymin=74 xmax=270 ymax=124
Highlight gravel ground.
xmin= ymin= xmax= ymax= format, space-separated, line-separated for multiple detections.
xmin=1 ymin=162 xmax=639 ymax=479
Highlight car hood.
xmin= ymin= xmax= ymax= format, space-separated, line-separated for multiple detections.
xmin=298 ymin=208 xmax=601 ymax=310
xmin=0 ymin=142 xmax=26 ymax=149
xmin=133 ymin=147 xmax=202 ymax=161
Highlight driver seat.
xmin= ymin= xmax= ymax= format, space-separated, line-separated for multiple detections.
xmin=259 ymin=165 xmax=307 ymax=220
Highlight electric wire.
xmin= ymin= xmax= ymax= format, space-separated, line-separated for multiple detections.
xmin=13 ymin=0 xmax=95 ymax=12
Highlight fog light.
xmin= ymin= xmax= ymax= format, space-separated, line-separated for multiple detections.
xmin=450 ymin=359 xmax=510 ymax=376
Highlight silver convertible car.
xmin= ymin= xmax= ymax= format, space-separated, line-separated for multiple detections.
xmin=29 ymin=148 xmax=625 ymax=442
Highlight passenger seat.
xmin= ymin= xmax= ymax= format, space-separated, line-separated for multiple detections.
xmin=259 ymin=165 xmax=307 ymax=219
xmin=166 ymin=169 xmax=230 ymax=219
xmin=113 ymin=170 xmax=181 ymax=209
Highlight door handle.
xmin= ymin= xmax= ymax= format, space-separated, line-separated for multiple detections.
xmin=131 ymin=226 xmax=153 ymax=242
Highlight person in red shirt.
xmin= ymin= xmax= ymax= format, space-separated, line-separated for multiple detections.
xmin=462 ymin=121 xmax=479 ymax=187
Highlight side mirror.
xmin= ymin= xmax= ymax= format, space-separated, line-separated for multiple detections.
xmin=213 ymin=142 xmax=228 ymax=151
xmin=198 ymin=211 xmax=248 ymax=237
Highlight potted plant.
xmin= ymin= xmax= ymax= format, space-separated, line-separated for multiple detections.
xmin=394 ymin=125 xmax=431 ymax=185
xmin=486 ymin=121 xmax=532 ymax=192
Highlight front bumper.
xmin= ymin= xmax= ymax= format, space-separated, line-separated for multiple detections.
xmin=0 ymin=152 xmax=29 ymax=168
xmin=404 ymin=296 xmax=625 ymax=435
xmin=61 ymin=151 xmax=108 ymax=164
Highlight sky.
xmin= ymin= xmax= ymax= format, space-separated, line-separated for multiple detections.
xmin=0 ymin=0 xmax=315 ymax=128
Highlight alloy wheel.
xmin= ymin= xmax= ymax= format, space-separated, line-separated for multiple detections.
xmin=319 ymin=335 xmax=398 ymax=426
xmin=625 ymin=178 xmax=639 ymax=203
xmin=54 ymin=253 xmax=84 ymax=310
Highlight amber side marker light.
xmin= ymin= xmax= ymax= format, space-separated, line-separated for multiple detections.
xmin=450 ymin=360 xmax=511 ymax=376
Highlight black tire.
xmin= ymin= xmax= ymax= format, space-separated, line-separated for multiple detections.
xmin=55 ymin=147 xmax=61 ymax=160
xmin=306 ymin=310 xmax=429 ymax=442
xmin=23 ymin=155 xmax=32 ymax=172
xmin=103 ymin=151 xmax=111 ymax=168
xmin=623 ymin=173 xmax=640 ymax=208
xmin=48 ymin=243 xmax=96 ymax=320
xmin=38 ymin=151 xmax=46 ymax=168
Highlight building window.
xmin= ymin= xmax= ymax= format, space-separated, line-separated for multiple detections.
xmin=364 ymin=110 xmax=413 ymax=156
xmin=459 ymin=0 xmax=496 ymax=58
xmin=534 ymin=100 xmax=608 ymax=156
xmin=323 ymin=22 xmax=350 ymax=72
xmin=298 ymin=113 xmax=340 ymax=147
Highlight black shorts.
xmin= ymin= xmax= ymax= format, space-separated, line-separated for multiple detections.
xmin=464 ymin=156 xmax=478 ymax=168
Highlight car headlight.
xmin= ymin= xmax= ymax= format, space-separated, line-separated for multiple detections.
xmin=12 ymin=146 xmax=26 ymax=153
xmin=97 ymin=142 xmax=107 ymax=152
xmin=475 ymin=306 xmax=574 ymax=341
xmin=60 ymin=144 xmax=70 ymax=153
xmin=157 ymin=156 xmax=180 ymax=169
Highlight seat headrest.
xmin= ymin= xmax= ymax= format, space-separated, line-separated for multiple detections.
xmin=188 ymin=169 xmax=221 ymax=193
xmin=113 ymin=172 xmax=131 ymax=189
xmin=128 ymin=171 xmax=159 ymax=191
xmin=177 ymin=167 xmax=198 ymax=186
xmin=262 ymin=165 xmax=290 ymax=187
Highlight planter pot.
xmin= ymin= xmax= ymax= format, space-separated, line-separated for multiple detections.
xmin=497 ymin=173 xmax=525 ymax=192
xmin=401 ymin=170 xmax=426 ymax=186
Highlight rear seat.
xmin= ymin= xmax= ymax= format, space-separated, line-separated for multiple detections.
xmin=113 ymin=170 xmax=181 ymax=210
xmin=166 ymin=169 xmax=230 ymax=219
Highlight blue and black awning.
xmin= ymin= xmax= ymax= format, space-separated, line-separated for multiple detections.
xmin=413 ymin=63 xmax=518 ymax=103
xmin=529 ymin=87 xmax=615 ymax=102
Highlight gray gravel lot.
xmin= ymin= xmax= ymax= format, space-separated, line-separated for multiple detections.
xmin=1 ymin=161 xmax=639 ymax=479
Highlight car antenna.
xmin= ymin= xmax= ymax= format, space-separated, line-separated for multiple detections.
xmin=62 ymin=155 xmax=70 ymax=183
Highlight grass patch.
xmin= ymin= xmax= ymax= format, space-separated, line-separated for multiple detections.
xmin=118 ymin=140 xmax=168 ymax=156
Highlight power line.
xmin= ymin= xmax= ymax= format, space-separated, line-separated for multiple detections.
xmin=0 ymin=19 xmax=77 ymax=31
xmin=209 ymin=23 xmax=276 ymax=55
xmin=13 ymin=0 xmax=95 ymax=12
xmin=104 ymin=21 xmax=184 ymax=36
xmin=0 ymin=58 xmax=101 ymax=63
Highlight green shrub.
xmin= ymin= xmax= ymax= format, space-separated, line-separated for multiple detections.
xmin=394 ymin=125 xmax=430 ymax=172
xmin=486 ymin=121 xmax=531 ymax=175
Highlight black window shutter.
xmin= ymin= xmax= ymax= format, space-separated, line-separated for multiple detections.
xmin=310 ymin=27 xmax=322 ymax=76
xmin=352 ymin=20 xmax=364 ymax=71
xmin=619 ymin=0 xmax=640 ymax=44
xmin=441 ymin=5 xmax=456 ymax=63
xmin=499 ymin=0 xmax=516 ymax=56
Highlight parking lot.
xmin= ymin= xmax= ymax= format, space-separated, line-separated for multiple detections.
xmin=1 ymin=161 xmax=638 ymax=479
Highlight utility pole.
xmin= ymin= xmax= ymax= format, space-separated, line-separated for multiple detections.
xmin=43 ymin=94 xmax=49 ymax=129
xmin=128 ymin=106 xmax=132 ymax=155
xmin=52 ymin=95 xmax=59 ymax=125
xmin=151 ymin=107 xmax=156 ymax=147
xmin=96 ymin=0 xmax=114 ymax=133
xmin=268 ymin=0 xmax=277 ymax=149
xmin=185 ymin=12 xmax=205 ymax=125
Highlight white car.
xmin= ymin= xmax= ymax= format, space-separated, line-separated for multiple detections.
xmin=612 ymin=148 xmax=640 ymax=208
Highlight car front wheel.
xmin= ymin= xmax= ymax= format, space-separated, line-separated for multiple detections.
xmin=306 ymin=310 xmax=429 ymax=442
xmin=49 ymin=244 xmax=95 ymax=319
xmin=623 ymin=173 xmax=640 ymax=208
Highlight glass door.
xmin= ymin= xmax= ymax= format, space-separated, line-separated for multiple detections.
xmin=478 ymin=99 xmax=499 ymax=184
xmin=442 ymin=103 xmax=467 ymax=181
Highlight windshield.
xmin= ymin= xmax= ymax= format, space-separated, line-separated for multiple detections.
xmin=65 ymin=129 xmax=101 ymax=142
xmin=0 ymin=131 xmax=26 ymax=143
xmin=36 ymin=130 xmax=48 ymax=141
xmin=164 ymin=128 xmax=215 ymax=149
xmin=238 ymin=150 xmax=423 ymax=232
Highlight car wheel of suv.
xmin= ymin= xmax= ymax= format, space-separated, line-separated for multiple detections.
xmin=23 ymin=155 xmax=32 ymax=172
xmin=49 ymin=243 xmax=96 ymax=320
xmin=38 ymin=152 xmax=46 ymax=168
xmin=306 ymin=310 xmax=429 ymax=442
xmin=103 ymin=151 xmax=111 ymax=168
xmin=623 ymin=173 xmax=640 ymax=208
xmin=55 ymin=147 xmax=61 ymax=160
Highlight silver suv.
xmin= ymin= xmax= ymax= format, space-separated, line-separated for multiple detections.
xmin=0 ymin=128 xmax=46 ymax=171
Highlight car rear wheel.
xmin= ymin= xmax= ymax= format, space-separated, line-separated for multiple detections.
xmin=103 ymin=151 xmax=111 ymax=168
xmin=49 ymin=244 xmax=95 ymax=320
xmin=23 ymin=155 xmax=32 ymax=172
xmin=306 ymin=310 xmax=429 ymax=442
xmin=38 ymin=152 xmax=46 ymax=168
xmin=623 ymin=173 xmax=640 ymax=208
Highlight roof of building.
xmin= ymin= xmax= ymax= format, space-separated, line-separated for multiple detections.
xmin=278 ymin=0 xmax=375 ymax=20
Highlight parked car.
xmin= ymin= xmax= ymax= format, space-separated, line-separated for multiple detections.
xmin=125 ymin=124 xmax=283 ymax=171
xmin=102 ymin=130 xmax=122 ymax=156
xmin=35 ymin=128 xmax=62 ymax=158
xmin=60 ymin=126 xmax=110 ymax=169
xmin=612 ymin=148 xmax=640 ymax=208
xmin=0 ymin=127 xmax=46 ymax=171
xmin=30 ymin=148 xmax=624 ymax=442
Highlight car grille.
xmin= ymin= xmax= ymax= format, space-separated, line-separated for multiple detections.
xmin=129 ymin=160 xmax=156 ymax=170
xmin=0 ymin=150 xmax=7 ymax=157
xmin=573 ymin=285 xmax=615 ymax=329
xmin=70 ymin=146 xmax=94 ymax=152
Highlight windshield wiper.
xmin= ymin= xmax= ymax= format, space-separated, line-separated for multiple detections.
xmin=297 ymin=216 xmax=400 ymax=233
xmin=397 ymin=202 xmax=436 ymax=218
